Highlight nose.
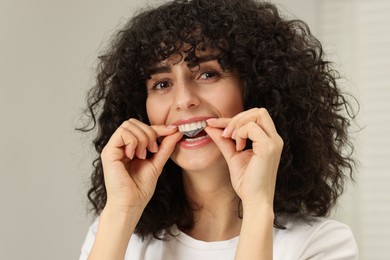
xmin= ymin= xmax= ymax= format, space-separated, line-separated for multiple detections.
xmin=174 ymin=80 xmax=200 ymax=111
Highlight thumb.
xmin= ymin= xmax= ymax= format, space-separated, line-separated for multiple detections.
xmin=150 ymin=131 xmax=182 ymax=172
xmin=204 ymin=126 xmax=236 ymax=161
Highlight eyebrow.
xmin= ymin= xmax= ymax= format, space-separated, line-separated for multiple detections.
xmin=148 ymin=54 xmax=219 ymax=75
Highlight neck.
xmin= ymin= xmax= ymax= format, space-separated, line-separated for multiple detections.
xmin=181 ymin=162 xmax=242 ymax=241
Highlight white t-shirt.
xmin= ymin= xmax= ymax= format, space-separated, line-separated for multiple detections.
xmin=79 ymin=215 xmax=358 ymax=260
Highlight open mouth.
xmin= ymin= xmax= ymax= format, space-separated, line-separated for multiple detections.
xmin=178 ymin=120 xmax=207 ymax=139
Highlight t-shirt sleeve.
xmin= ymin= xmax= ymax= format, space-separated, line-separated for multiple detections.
xmin=79 ymin=218 xmax=99 ymax=260
xmin=298 ymin=219 xmax=359 ymax=260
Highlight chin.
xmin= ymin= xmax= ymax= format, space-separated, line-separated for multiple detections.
xmin=170 ymin=145 xmax=225 ymax=173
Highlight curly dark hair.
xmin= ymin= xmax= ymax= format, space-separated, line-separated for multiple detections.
xmin=80 ymin=0 xmax=357 ymax=239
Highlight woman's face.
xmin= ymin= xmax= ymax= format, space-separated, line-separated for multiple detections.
xmin=146 ymin=50 xmax=244 ymax=172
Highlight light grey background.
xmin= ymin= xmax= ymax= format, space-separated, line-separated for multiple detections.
xmin=0 ymin=0 xmax=362 ymax=259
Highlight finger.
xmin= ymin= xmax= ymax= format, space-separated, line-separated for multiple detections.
xmin=121 ymin=121 xmax=150 ymax=159
xmin=204 ymin=126 xmax=236 ymax=161
xmin=223 ymin=109 xmax=254 ymax=138
xmin=253 ymin=108 xmax=278 ymax=137
xmin=151 ymin=124 xmax=178 ymax=150
xmin=236 ymin=121 xmax=283 ymax=157
xmin=128 ymin=120 xmax=179 ymax=153
xmin=150 ymin=131 xmax=183 ymax=172
xmin=205 ymin=118 xmax=235 ymax=138
xmin=123 ymin=132 xmax=137 ymax=159
xmin=127 ymin=119 xmax=160 ymax=153
xmin=151 ymin=124 xmax=178 ymax=137
xmin=236 ymin=121 xmax=268 ymax=144
xmin=205 ymin=118 xmax=231 ymax=128
xmin=235 ymin=135 xmax=247 ymax=151
xmin=228 ymin=108 xmax=278 ymax=138
xmin=103 ymin=127 xmax=137 ymax=162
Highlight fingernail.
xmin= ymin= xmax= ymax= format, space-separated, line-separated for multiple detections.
xmin=166 ymin=124 xmax=178 ymax=129
xmin=152 ymin=141 xmax=159 ymax=153
xmin=232 ymin=129 xmax=237 ymax=139
xmin=129 ymin=149 xmax=135 ymax=160
xmin=206 ymin=118 xmax=217 ymax=124
xmin=142 ymin=149 xmax=147 ymax=159
xmin=222 ymin=127 xmax=229 ymax=137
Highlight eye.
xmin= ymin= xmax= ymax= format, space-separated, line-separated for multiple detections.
xmin=199 ymin=70 xmax=219 ymax=80
xmin=153 ymin=80 xmax=170 ymax=90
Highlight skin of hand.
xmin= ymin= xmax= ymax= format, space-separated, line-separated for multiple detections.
xmin=205 ymin=108 xmax=284 ymax=207
xmin=100 ymin=118 xmax=183 ymax=212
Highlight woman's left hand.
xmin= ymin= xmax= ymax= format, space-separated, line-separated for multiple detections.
xmin=205 ymin=108 xmax=283 ymax=208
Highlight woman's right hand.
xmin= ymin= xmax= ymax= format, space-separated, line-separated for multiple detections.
xmin=100 ymin=118 xmax=182 ymax=212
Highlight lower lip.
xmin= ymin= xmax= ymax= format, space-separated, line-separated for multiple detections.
xmin=178 ymin=135 xmax=212 ymax=149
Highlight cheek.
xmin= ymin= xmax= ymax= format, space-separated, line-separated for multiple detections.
xmin=219 ymin=86 xmax=244 ymax=116
xmin=146 ymin=99 xmax=157 ymax=124
xmin=146 ymin=97 xmax=168 ymax=125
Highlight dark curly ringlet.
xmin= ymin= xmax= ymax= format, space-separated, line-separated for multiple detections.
xmin=79 ymin=0 xmax=357 ymax=239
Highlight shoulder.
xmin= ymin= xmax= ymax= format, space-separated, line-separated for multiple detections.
xmin=273 ymin=215 xmax=358 ymax=260
xmin=79 ymin=217 xmax=174 ymax=260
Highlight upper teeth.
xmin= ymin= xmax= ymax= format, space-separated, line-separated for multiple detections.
xmin=178 ymin=121 xmax=207 ymax=137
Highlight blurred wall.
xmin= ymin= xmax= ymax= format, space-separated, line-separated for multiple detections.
xmin=317 ymin=1 xmax=390 ymax=259
xmin=0 ymin=1 xmax=149 ymax=259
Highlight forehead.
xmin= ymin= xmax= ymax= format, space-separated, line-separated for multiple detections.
xmin=153 ymin=47 xmax=220 ymax=69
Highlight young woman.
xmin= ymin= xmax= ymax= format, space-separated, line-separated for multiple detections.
xmin=79 ymin=0 xmax=358 ymax=259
